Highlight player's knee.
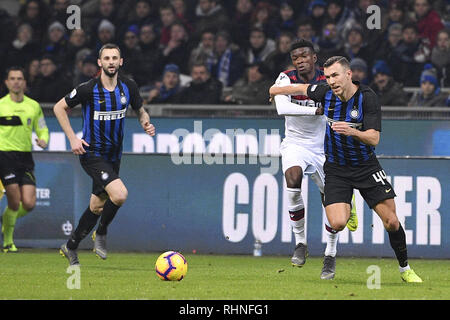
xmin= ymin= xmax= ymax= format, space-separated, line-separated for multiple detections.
xmin=328 ymin=216 xmax=347 ymax=232
xmin=384 ymin=216 xmax=399 ymax=232
xmin=110 ymin=189 xmax=128 ymax=206
xmin=285 ymin=173 xmax=302 ymax=189
xmin=22 ymin=200 xmax=35 ymax=212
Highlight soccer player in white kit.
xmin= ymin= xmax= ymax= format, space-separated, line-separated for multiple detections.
xmin=271 ymin=39 xmax=356 ymax=279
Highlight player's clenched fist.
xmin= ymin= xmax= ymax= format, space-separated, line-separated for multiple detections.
xmin=143 ymin=121 xmax=156 ymax=136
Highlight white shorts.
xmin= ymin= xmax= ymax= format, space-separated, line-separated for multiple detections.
xmin=280 ymin=142 xmax=325 ymax=192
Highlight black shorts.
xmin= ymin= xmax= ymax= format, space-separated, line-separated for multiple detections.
xmin=80 ymin=155 xmax=121 ymax=196
xmin=0 ymin=151 xmax=36 ymax=186
xmin=323 ymin=157 xmax=396 ymax=209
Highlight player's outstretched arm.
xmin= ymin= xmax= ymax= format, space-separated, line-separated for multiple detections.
xmin=53 ymin=98 xmax=89 ymax=154
xmin=269 ymin=83 xmax=310 ymax=97
xmin=137 ymin=107 xmax=155 ymax=136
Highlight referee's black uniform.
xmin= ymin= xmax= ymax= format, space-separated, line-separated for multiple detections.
xmin=306 ymin=81 xmax=396 ymax=208
xmin=64 ymin=75 xmax=143 ymax=195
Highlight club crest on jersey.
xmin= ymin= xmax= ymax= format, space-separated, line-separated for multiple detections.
xmin=350 ymin=109 xmax=359 ymax=119
xmin=120 ymin=94 xmax=127 ymax=105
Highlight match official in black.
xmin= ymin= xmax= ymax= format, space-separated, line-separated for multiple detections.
xmin=54 ymin=43 xmax=156 ymax=266
xmin=269 ymin=56 xmax=423 ymax=283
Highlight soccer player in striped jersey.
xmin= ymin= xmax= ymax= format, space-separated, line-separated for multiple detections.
xmin=0 ymin=67 xmax=49 ymax=253
xmin=271 ymin=39 xmax=357 ymax=280
xmin=54 ymin=43 xmax=155 ymax=265
xmin=270 ymin=56 xmax=422 ymax=283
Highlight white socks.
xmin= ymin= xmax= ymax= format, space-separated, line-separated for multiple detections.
xmin=287 ymin=187 xmax=306 ymax=245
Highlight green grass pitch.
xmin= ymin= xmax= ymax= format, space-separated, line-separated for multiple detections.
xmin=0 ymin=249 xmax=449 ymax=300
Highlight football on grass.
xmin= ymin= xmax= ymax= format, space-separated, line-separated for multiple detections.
xmin=155 ymin=251 xmax=188 ymax=281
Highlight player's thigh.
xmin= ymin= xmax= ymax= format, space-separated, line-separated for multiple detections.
xmin=104 ymin=178 xmax=128 ymax=206
xmin=280 ymin=144 xmax=308 ymax=188
xmin=373 ymin=198 xmax=399 ymax=232
xmin=4 ymin=183 xmax=21 ymax=210
xmin=325 ymin=202 xmax=351 ymax=231
xmin=20 ymin=184 xmax=36 ymax=211
xmin=284 ymin=166 xmax=303 ymax=188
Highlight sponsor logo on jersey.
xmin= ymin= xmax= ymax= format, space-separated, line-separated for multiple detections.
xmin=93 ymin=109 xmax=126 ymax=121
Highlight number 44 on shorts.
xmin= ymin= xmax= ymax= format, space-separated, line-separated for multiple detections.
xmin=372 ymin=170 xmax=387 ymax=185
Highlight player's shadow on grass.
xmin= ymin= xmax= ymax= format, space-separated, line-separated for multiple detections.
xmin=84 ymin=265 xmax=149 ymax=272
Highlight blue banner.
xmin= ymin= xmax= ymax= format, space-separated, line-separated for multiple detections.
xmin=35 ymin=117 xmax=450 ymax=156
xmin=5 ymin=152 xmax=448 ymax=259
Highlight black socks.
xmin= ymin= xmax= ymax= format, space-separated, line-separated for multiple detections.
xmin=388 ymin=223 xmax=408 ymax=268
xmin=96 ymin=199 xmax=121 ymax=236
xmin=67 ymin=207 xmax=100 ymax=250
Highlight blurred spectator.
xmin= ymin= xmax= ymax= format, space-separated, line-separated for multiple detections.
xmin=194 ymin=0 xmax=230 ymax=40
xmin=88 ymin=0 xmax=121 ymax=41
xmin=223 ymin=62 xmax=273 ymax=105
xmin=408 ymin=65 xmax=448 ymax=106
xmin=375 ymin=23 xmax=404 ymax=79
xmin=65 ymin=29 xmax=89 ymax=73
xmin=176 ymin=62 xmax=223 ymax=104
xmin=72 ymin=48 xmax=92 ymax=86
xmin=274 ymin=2 xmax=296 ymax=36
xmin=189 ymin=28 xmax=216 ymax=72
xmin=171 ymin=0 xmax=195 ymax=34
xmin=161 ymin=22 xmax=192 ymax=75
xmin=50 ymin=0 xmax=69 ymax=25
xmin=42 ymin=21 xmax=68 ymax=65
xmin=29 ymin=54 xmax=72 ymax=102
xmin=316 ymin=20 xmax=345 ymax=66
xmin=121 ymin=25 xmax=146 ymax=86
xmin=17 ymin=0 xmax=49 ymax=42
xmin=370 ymin=60 xmax=409 ymax=106
xmin=250 ymin=1 xmax=277 ymax=40
xmin=344 ymin=24 xmax=373 ymax=64
xmin=245 ymin=27 xmax=276 ymax=64
xmin=146 ymin=64 xmax=183 ymax=104
xmin=212 ymin=31 xmax=246 ymax=87
xmin=350 ymin=57 xmax=369 ymax=84
xmin=264 ymin=31 xmax=295 ymax=78
xmin=139 ymin=23 xmax=163 ymax=83
xmin=308 ymin=0 xmax=327 ymax=36
xmin=296 ymin=18 xmax=320 ymax=52
xmin=74 ymin=54 xmax=99 ymax=85
xmin=5 ymin=23 xmax=40 ymax=69
xmin=159 ymin=3 xmax=177 ymax=47
xmin=408 ymin=64 xmax=447 ymax=107
xmin=413 ymin=0 xmax=444 ymax=48
xmin=326 ymin=0 xmax=354 ymax=35
xmin=431 ymin=29 xmax=450 ymax=87
xmin=230 ymin=0 xmax=254 ymax=48
xmin=382 ymin=0 xmax=410 ymax=31
xmin=25 ymin=58 xmax=40 ymax=95
xmin=93 ymin=19 xmax=116 ymax=53
xmin=393 ymin=23 xmax=431 ymax=86
xmin=128 ymin=0 xmax=157 ymax=28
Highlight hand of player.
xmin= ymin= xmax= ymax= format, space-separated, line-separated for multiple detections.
xmin=35 ymin=138 xmax=48 ymax=149
xmin=143 ymin=121 xmax=155 ymax=136
xmin=315 ymin=106 xmax=324 ymax=115
xmin=331 ymin=122 xmax=355 ymax=136
xmin=70 ymin=137 xmax=89 ymax=155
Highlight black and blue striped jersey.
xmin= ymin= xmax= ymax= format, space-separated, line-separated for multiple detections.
xmin=65 ymin=75 xmax=143 ymax=161
xmin=306 ymin=81 xmax=381 ymax=166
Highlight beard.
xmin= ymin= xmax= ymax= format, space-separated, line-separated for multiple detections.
xmin=102 ymin=65 xmax=119 ymax=77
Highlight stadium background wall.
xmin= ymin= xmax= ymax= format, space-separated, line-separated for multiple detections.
xmin=1 ymin=117 xmax=448 ymax=258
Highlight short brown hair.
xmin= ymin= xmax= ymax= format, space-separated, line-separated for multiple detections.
xmin=98 ymin=43 xmax=121 ymax=58
xmin=323 ymin=56 xmax=350 ymax=69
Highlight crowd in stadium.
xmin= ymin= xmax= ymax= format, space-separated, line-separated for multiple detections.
xmin=0 ymin=0 xmax=449 ymax=106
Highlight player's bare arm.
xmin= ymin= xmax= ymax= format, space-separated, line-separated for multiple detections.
xmin=331 ymin=123 xmax=380 ymax=146
xmin=137 ymin=106 xmax=155 ymax=136
xmin=53 ymin=97 xmax=89 ymax=154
